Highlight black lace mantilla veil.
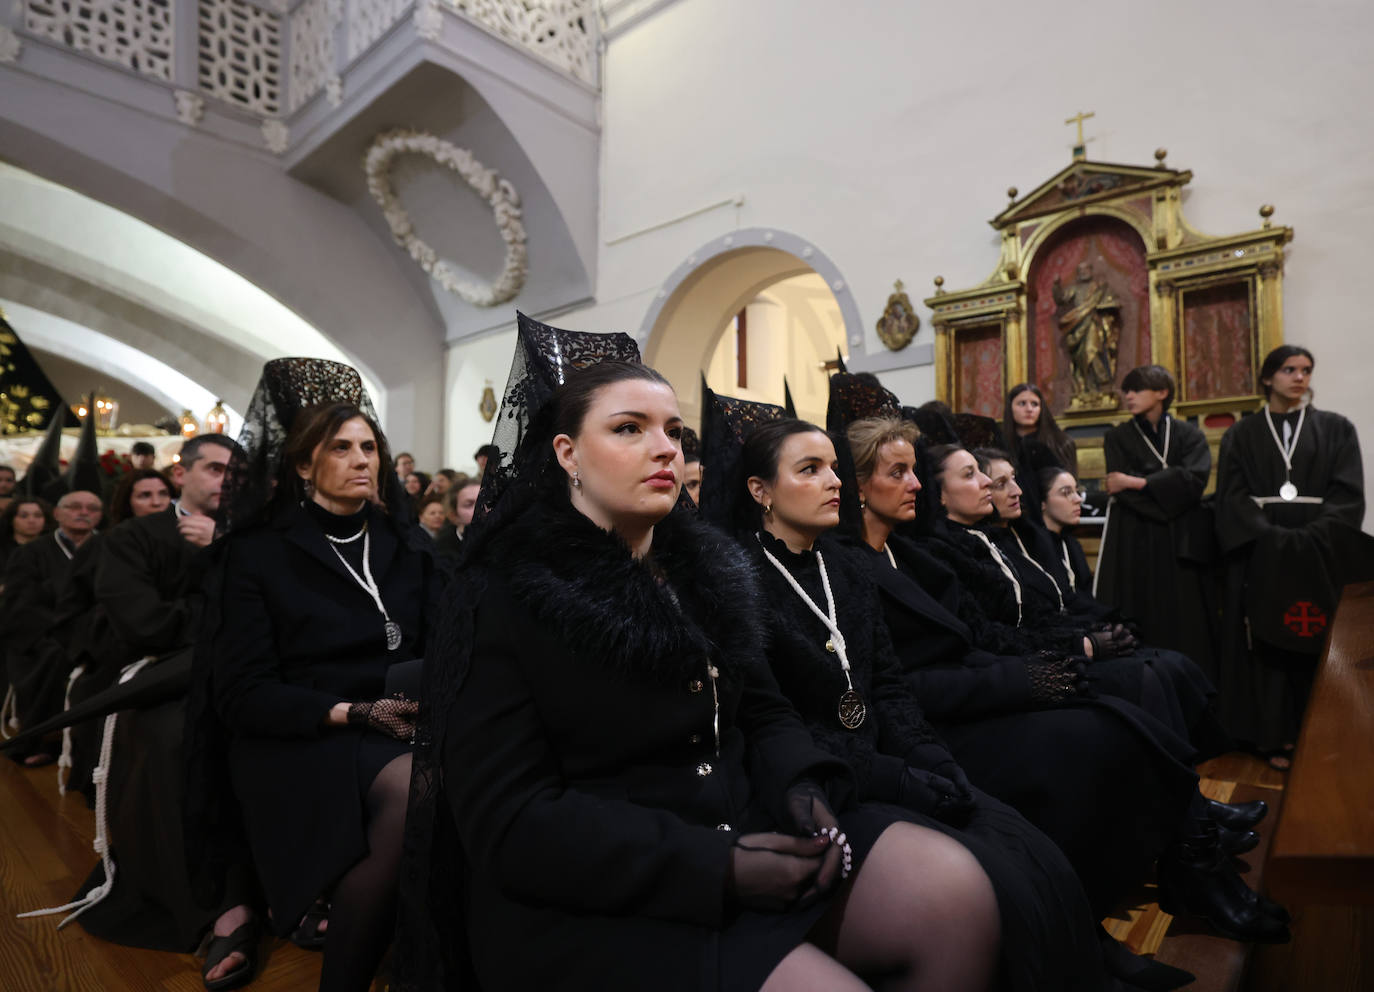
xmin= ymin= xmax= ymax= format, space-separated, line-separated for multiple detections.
xmin=825 ymin=373 xmax=903 ymax=539
xmin=394 ymin=313 xmax=646 ymax=991
xmin=216 ymin=356 xmax=397 ymax=534
xmin=696 ymin=377 xmax=786 ymax=536
xmin=184 ymin=357 xmax=404 ymax=908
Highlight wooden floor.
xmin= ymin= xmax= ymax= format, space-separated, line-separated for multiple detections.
xmin=0 ymin=755 xmax=321 ymax=992
xmin=0 ymin=749 xmax=1366 ymax=991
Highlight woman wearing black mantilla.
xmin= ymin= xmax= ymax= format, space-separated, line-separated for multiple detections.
xmin=202 ymin=360 xmax=445 ymax=992
xmin=708 ymin=406 xmax=1115 ymax=991
xmin=395 ymin=316 xmax=1003 ymax=992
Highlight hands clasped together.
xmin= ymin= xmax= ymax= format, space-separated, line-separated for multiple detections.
xmin=726 ymin=781 xmax=852 ymax=912
xmin=346 ymin=697 xmax=419 ymax=741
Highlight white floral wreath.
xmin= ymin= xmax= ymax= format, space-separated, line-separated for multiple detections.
xmin=364 ymin=129 xmax=528 ymax=307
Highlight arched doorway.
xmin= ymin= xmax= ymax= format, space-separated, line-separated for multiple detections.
xmin=641 ymin=229 xmax=862 ymax=427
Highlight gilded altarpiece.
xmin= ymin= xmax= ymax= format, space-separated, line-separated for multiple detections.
xmin=926 ymin=155 xmax=1292 ymax=437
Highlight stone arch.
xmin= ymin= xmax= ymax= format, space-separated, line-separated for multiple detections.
xmin=639 ymin=229 xmax=864 ymax=423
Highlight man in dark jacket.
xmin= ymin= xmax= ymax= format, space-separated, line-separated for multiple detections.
xmin=71 ymin=433 xmax=259 ymax=987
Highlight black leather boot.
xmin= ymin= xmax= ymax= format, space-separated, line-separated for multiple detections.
xmin=1218 ymin=823 xmax=1260 ymax=856
xmin=1157 ymin=816 xmax=1291 ymax=944
xmin=1204 ymin=797 xmax=1267 ymax=830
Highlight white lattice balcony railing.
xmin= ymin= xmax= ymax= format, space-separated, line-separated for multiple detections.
xmin=11 ymin=0 xmax=598 ymax=139
xmin=438 ymin=1 xmax=597 ymax=86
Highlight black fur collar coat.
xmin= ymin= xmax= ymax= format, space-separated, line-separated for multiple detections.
xmin=433 ymin=498 xmax=854 ymax=990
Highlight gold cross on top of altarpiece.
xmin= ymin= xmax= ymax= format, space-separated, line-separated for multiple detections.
xmin=1065 ymin=110 xmax=1096 ymax=161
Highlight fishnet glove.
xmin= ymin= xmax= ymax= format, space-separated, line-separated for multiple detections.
xmin=1026 ymin=652 xmax=1089 ymax=706
xmin=347 ymin=697 xmax=419 ymax=741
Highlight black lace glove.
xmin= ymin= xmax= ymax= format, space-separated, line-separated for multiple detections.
xmin=725 ymin=833 xmax=832 ymax=912
xmin=898 ymin=767 xmax=976 ymax=824
xmin=1026 ymin=652 xmax=1089 ymax=706
xmin=346 ymin=697 xmax=419 ymax=741
xmin=1085 ymin=623 xmax=1137 ymax=659
xmin=783 ymin=780 xmax=847 ymax=901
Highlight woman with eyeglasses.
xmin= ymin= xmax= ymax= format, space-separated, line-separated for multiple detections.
xmin=1037 ymin=467 xmax=1093 ymax=593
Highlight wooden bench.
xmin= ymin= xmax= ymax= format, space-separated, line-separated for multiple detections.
xmin=1266 ymin=580 xmax=1374 ymax=906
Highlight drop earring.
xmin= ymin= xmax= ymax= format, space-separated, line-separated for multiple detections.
xmin=763 ymin=503 xmax=772 ymax=515
xmin=571 ymin=471 xmax=582 ymax=489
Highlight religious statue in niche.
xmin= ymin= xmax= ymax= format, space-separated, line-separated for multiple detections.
xmin=1053 ymin=262 xmax=1121 ymax=411
xmin=876 ymin=280 xmax=919 ymax=351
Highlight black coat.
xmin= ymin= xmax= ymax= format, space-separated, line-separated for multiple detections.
xmin=210 ymin=500 xmax=442 ymax=932
xmin=857 ymin=534 xmax=1200 ymax=913
xmin=750 ymin=532 xmax=1114 ymax=991
xmin=441 ymin=501 xmax=854 ymax=992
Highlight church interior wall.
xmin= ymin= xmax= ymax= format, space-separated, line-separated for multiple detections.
xmin=447 ymin=0 xmax=1372 ymax=527
xmin=0 ymin=75 xmax=449 ymax=465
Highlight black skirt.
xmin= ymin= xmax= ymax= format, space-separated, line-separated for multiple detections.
xmin=469 ymin=797 xmax=1107 ymax=992
xmin=230 ymin=728 xmax=409 ymax=935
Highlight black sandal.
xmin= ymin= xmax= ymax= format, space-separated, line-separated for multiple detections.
xmin=290 ymin=897 xmax=330 ymax=951
xmin=202 ymin=919 xmax=259 ymax=992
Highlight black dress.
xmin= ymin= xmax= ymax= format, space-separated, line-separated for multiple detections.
xmin=1215 ymin=406 xmax=1374 ymax=750
xmin=924 ymin=517 xmax=1223 ymax=753
xmin=210 ymin=500 xmax=441 ymax=935
xmin=441 ymin=500 xmax=875 ymax=992
xmin=992 ymin=520 xmax=1227 ymax=756
xmin=1095 ymin=414 xmax=1219 ymax=670
xmin=749 ymin=531 xmax=1110 ymax=990
xmin=870 ymin=532 xmax=1199 ymax=914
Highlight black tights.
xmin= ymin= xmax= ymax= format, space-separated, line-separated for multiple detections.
xmin=319 ymin=752 xmax=411 ymax=992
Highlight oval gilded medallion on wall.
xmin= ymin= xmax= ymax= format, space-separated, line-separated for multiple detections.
xmin=479 ymin=382 xmax=498 ymax=422
xmin=877 ymin=280 xmax=920 ymax=351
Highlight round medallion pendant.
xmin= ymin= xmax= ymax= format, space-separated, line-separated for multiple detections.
xmin=385 ymin=621 xmax=403 ymax=651
xmin=838 ymin=689 xmax=867 ymax=730
xmin=1279 ymin=481 xmax=1298 ymax=502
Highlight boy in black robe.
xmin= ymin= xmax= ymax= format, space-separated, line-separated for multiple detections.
xmin=1094 ymin=365 xmax=1218 ymax=671
xmin=1215 ymin=345 xmax=1374 ymax=758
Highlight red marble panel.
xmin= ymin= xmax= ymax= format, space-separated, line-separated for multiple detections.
xmin=955 ymin=325 xmax=1004 ymax=418
xmin=1182 ymin=282 xmax=1253 ymax=401
xmin=1027 ymin=217 xmax=1150 ymax=416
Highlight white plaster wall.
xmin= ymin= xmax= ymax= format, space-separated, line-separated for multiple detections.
xmin=447 ymin=0 xmax=1374 ymax=527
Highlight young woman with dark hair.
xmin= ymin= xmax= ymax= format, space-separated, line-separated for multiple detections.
xmin=1215 ymin=345 xmax=1374 ymax=764
xmin=1003 ymin=382 xmax=1077 ymax=475
xmin=847 ymin=429 xmax=1289 ymax=951
xmin=0 ymin=495 xmax=53 ymax=574
xmin=1094 ymin=365 xmax=1218 ymax=671
xmin=735 ymin=415 xmax=1122 ymax=992
xmin=210 ymin=400 xmax=444 ymax=992
xmin=1038 ymin=466 xmax=1094 ymax=593
xmin=418 ymin=359 xmax=1015 ymax=992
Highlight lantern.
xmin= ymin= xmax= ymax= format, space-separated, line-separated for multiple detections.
xmin=205 ymin=399 xmax=228 ymax=434
xmin=179 ymin=409 xmax=199 ymax=438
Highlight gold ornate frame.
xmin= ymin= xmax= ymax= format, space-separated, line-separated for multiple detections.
xmin=925 ymin=151 xmax=1293 ymax=426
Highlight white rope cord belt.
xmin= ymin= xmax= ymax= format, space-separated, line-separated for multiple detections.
xmin=0 ymin=684 xmax=16 ymax=739
xmin=19 ymin=655 xmax=154 ymax=928
xmin=1251 ymin=495 xmax=1324 ymax=506
xmin=57 ymin=665 xmax=86 ymax=796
